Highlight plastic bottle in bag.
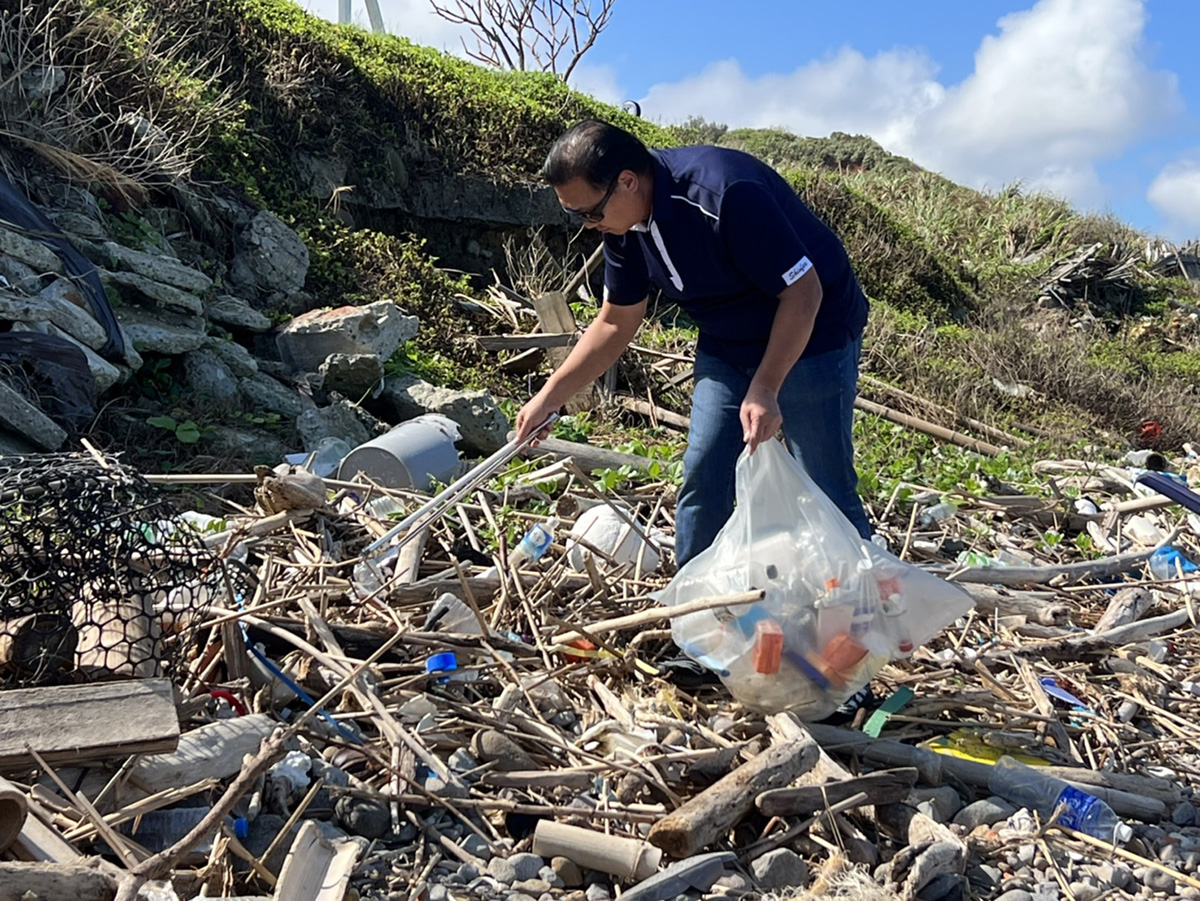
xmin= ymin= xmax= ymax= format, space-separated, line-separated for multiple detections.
xmin=510 ymin=518 xmax=558 ymax=568
xmin=988 ymin=756 xmax=1132 ymax=843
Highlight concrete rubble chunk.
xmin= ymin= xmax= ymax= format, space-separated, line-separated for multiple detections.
xmin=206 ymin=294 xmax=272 ymax=332
xmin=10 ymin=320 xmax=123 ymax=394
xmin=1 ymin=283 xmax=107 ymax=349
xmin=228 ymin=210 xmax=310 ymax=295
xmin=383 ymin=374 xmax=509 ymax=454
xmin=0 ymin=227 xmax=63 ymax=274
xmin=103 ymin=268 xmax=205 ymax=315
xmin=202 ymin=336 xmax=259 ymax=377
xmin=183 ymin=349 xmax=242 ymax=404
xmin=114 ymin=306 xmax=206 ymax=355
xmin=0 ymin=381 xmax=67 ymax=450
xmin=276 ymin=300 xmax=418 ymax=372
xmin=238 ymin=371 xmax=308 ymax=418
xmin=319 ymin=352 xmax=385 ymax=399
xmin=99 ymin=240 xmax=214 ymax=293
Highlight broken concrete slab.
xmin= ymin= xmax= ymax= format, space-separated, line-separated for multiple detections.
xmin=98 ymin=240 xmax=214 ymax=293
xmin=103 ymin=268 xmax=205 ymax=315
xmin=0 ymin=381 xmax=67 ymax=450
xmin=0 ymin=227 xmax=63 ymax=275
xmin=383 ymin=374 xmax=509 ymax=453
xmin=1 ymin=285 xmax=107 ymax=349
xmin=228 ymin=210 xmax=309 ymax=295
xmin=276 ymin=300 xmax=418 ymax=373
xmin=206 ymin=294 xmax=272 ymax=332
xmin=114 ymin=306 xmax=207 ymax=355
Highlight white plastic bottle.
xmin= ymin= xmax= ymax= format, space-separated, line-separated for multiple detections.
xmin=988 ymin=756 xmax=1131 ymax=843
xmin=510 ymin=518 xmax=557 ymax=568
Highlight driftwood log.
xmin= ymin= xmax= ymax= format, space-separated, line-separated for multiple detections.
xmin=647 ymin=733 xmax=819 ymax=858
xmin=756 ymin=767 xmax=919 ymax=817
xmin=0 ymin=862 xmax=117 ymax=901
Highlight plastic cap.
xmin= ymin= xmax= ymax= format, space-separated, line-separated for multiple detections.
xmin=1114 ymin=822 xmax=1133 ymax=844
xmin=234 ymin=817 xmax=249 ymax=839
xmin=425 ymin=652 xmax=458 ymax=673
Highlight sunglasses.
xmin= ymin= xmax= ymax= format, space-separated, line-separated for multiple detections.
xmin=564 ymin=175 xmax=619 ymax=223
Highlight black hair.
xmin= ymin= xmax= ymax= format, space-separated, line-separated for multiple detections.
xmin=542 ymin=120 xmax=654 ymax=188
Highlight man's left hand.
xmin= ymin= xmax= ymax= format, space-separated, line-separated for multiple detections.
xmin=740 ymin=382 xmax=782 ymax=453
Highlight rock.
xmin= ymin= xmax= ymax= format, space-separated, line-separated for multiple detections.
xmin=207 ymin=294 xmax=272 ymax=332
xmin=0 ymin=380 xmax=67 ymax=450
xmin=428 ymin=885 xmax=449 ymax=901
xmin=190 ymin=341 xmax=255 ymax=383
xmin=917 ymin=873 xmax=966 ymax=901
xmin=449 ymin=748 xmax=479 ymax=773
xmin=1144 ymin=867 xmax=1176 ymax=893
xmin=584 ymin=884 xmax=611 ymax=901
xmin=455 ymin=863 xmax=481 ymax=883
xmin=229 ymin=210 xmax=309 ymax=295
xmin=0 ymin=225 xmax=63 ymax=273
xmin=508 ymin=853 xmax=545 ymax=882
xmin=488 ymin=857 xmax=518 ymax=885
xmin=0 ymin=252 xmax=42 ymax=290
xmin=953 ymin=797 xmax=1017 ymax=832
xmin=713 ymin=873 xmax=749 ymax=892
xmin=238 ymin=371 xmax=308 ymax=418
xmin=102 ymin=268 xmax=204 ymax=315
xmin=907 ymin=786 xmax=964 ymax=825
xmin=277 ymin=301 xmax=418 ymax=372
xmin=748 ymin=848 xmax=807 ymax=889
xmin=184 ymin=348 xmax=241 ymax=404
xmin=384 ymin=374 xmax=509 ymax=453
xmin=98 ymin=240 xmax=213 ymax=292
xmin=994 ymin=891 xmax=1034 ymax=901
xmin=296 ymin=398 xmax=376 ymax=450
xmin=319 ymin=352 xmax=385 ymax=398
xmin=539 ymin=865 xmax=564 ymax=889
xmin=470 ymin=730 xmax=539 ymax=771
xmin=1 ymin=280 xmax=107 ymax=349
xmin=115 ymin=306 xmax=206 ymax=354
xmin=208 ymin=424 xmax=287 ymax=463
xmin=513 ymin=880 xmax=552 ymax=895
xmin=9 ymin=320 xmax=123 ymax=393
xmin=335 ymin=796 xmax=390 ymax=839
xmin=551 ymin=856 xmax=583 ymax=888
xmin=1067 ymin=883 xmax=1100 ymax=901
xmin=1180 ymin=887 xmax=1200 ymax=900
xmin=1174 ymin=803 xmax=1197 ymax=827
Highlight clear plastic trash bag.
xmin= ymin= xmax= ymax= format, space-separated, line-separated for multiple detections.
xmin=656 ymin=440 xmax=974 ymax=717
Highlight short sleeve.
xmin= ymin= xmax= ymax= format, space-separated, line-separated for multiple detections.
xmin=602 ymin=233 xmax=650 ymax=306
xmin=719 ymin=181 xmax=816 ymax=295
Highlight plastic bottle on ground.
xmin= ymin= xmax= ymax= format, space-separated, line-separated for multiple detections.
xmin=509 ymin=518 xmax=558 ymax=568
xmin=124 ymin=806 xmax=247 ymax=855
xmin=987 ymin=755 xmax=1132 ymax=843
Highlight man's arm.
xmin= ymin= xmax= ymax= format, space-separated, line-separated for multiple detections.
xmin=741 ymin=269 xmax=822 ymax=452
xmin=516 ymin=298 xmax=647 ymax=441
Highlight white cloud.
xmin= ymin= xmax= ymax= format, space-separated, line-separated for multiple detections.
xmin=634 ymin=0 xmax=1183 ymax=214
xmin=1147 ymin=156 xmax=1200 ymax=242
xmin=298 ymin=0 xmax=476 ymax=54
xmin=641 ymin=49 xmax=944 ymax=149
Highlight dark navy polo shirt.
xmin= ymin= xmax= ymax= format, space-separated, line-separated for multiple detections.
xmin=603 ymin=146 xmax=869 ymax=367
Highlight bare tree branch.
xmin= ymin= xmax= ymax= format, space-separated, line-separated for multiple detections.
xmin=428 ymin=0 xmax=615 ymax=80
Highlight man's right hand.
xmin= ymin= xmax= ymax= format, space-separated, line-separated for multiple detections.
xmin=515 ymin=393 xmax=560 ymax=445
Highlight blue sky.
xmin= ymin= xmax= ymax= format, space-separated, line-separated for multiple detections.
xmin=302 ymin=0 xmax=1200 ymax=243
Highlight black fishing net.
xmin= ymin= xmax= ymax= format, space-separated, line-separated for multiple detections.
xmin=0 ymin=452 xmax=235 ymax=689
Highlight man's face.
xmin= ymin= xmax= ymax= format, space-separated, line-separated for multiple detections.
xmin=555 ymin=173 xmax=641 ymax=234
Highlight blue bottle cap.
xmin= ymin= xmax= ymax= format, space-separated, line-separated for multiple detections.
xmin=234 ymin=817 xmax=249 ymax=839
xmin=425 ymin=652 xmax=458 ymax=674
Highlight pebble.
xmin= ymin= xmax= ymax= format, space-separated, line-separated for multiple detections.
xmin=455 ymin=864 xmax=481 ymax=883
xmin=1159 ymin=844 xmax=1182 ymax=865
xmin=1144 ymin=868 xmax=1177 ymax=894
xmin=448 ymin=748 xmax=479 ymax=773
xmin=907 ymin=786 xmax=964 ymax=824
xmin=334 ymin=796 xmax=391 ymax=839
xmin=551 ymin=857 xmax=583 ymax=888
xmin=748 ymin=848 xmax=808 ymax=889
xmin=509 ymin=853 xmax=545 ymax=882
xmin=713 ymin=873 xmax=750 ymax=892
xmin=585 ymin=884 xmax=611 ymax=901
xmin=1067 ymin=883 xmax=1100 ymax=901
xmin=953 ymin=797 xmax=1016 ymax=831
xmin=538 ymin=865 xmax=564 ymax=889
xmin=488 ymin=858 xmax=518 ymax=885
xmin=994 ymin=892 xmax=1034 ymax=901
xmin=512 ymin=879 xmax=552 ymax=895
xmin=429 ymin=886 xmax=449 ymax=901
xmin=1176 ymin=803 xmax=1198 ymax=827
xmin=1017 ymin=843 xmax=1038 ymax=866
xmin=463 ymin=834 xmax=492 ymax=861
xmin=1181 ymin=889 xmax=1200 ymax=901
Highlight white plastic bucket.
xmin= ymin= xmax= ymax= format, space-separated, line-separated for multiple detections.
xmin=337 ymin=414 xmax=461 ymax=492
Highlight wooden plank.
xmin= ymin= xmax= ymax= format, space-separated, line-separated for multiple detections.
xmin=0 ymin=679 xmax=179 ymax=772
xmin=533 ymin=291 xmax=597 ymax=412
xmin=0 ymin=862 xmax=117 ymax=901
xmin=476 ymin=333 xmax=576 ymax=351
xmin=0 ymin=775 xmax=27 ymax=852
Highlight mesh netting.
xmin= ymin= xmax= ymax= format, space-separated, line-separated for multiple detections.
xmin=0 ymin=452 xmax=234 ymax=689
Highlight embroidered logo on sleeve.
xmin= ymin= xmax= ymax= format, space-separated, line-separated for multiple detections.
xmin=782 ymin=256 xmax=813 ymax=286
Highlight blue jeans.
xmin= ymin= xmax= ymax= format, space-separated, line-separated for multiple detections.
xmin=675 ymin=335 xmax=871 ymax=565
